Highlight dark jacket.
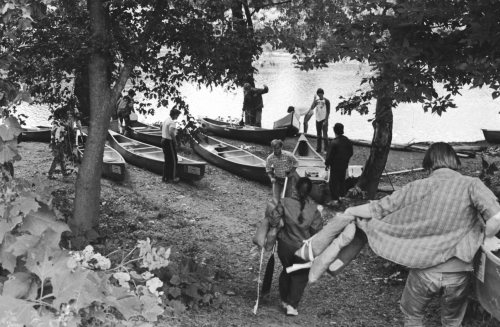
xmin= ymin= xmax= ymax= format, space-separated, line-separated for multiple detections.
xmin=243 ymin=86 xmax=269 ymax=112
xmin=325 ymin=135 xmax=353 ymax=170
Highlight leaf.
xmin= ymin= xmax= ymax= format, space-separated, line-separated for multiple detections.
xmin=170 ymin=275 xmax=180 ymax=286
xmin=74 ymin=271 xmax=106 ymax=310
xmin=7 ymin=234 xmax=40 ymax=256
xmin=0 ymin=138 xmax=20 ymax=164
xmin=25 ymin=232 xmax=69 ymax=283
xmin=3 ymin=117 xmax=22 ymax=136
xmin=168 ymin=299 xmax=186 ymax=314
xmin=0 ymin=296 xmax=39 ymax=325
xmin=3 ymin=272 xmax=39 ymax=300
xmin=19 ymin=203 xmax=70 ymax=237
xmin=140 ymin=294 xmax=163 ymax=322
xmin=105 ymin=295 xmax=142 ymax=320
xmin=0 ymin=221 xmax=12 ymax=244
xmin=168 ymin=287 xmax=181 ymax=298
xmin=0 ymin=232 xmax=17 ymax=273
xmin=52 ymin=266 xmax=90 ymax=310
xmin=10 ymin=195 xmax=39 ymax=217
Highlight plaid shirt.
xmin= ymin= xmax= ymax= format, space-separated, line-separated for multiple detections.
xmin=266 ymin=150 xmax=299 ymax=178
xmin=360 ymin=168 xmax=500 ymax=269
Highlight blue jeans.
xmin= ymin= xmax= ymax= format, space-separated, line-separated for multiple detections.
xmin=400 ymin=269 xmax=470 ymax=327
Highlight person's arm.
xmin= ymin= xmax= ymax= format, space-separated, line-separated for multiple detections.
xmin=309 ymin=210 xmax=323 ymax=236
xmin=471 ymin=179 xmax=500 ymax=237
xmin=325 ymin=140 xmax=336 ymax=168
xmin=485 ymin=211 xmax=500 ymax=237
xmin=325 ymin=98 xmax=331 ymax=121
xmin=345 ymin=203 xmax=372 ymax=218
xmin=287 ymin=154 xmax=299 ymax=177
xmin=265 ymin=157 xmax=276 ymax=183
xmin=267 ymin=202 xmax=285 ymax=227
xmin=309 ymin=96 xmax=317 ymax=112
xmin=169 ymin=123 xmax=177 ymax=146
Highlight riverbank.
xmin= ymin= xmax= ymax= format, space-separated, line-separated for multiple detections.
xmin=14 ymin=136 xmax=498 ymax=327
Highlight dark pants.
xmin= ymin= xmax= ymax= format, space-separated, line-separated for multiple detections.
xmin=277 ymin=239 xmax=310 ymax=309
xmin=48 ymin=147 xmax=67 ymax=176
xmin=118 ymin=113 xmax=131 ymax=136
xmin=244 ymin=109 xmax=256 ymax=126
xmin=161 ymin=138 xmax=177 ymax=181
xmin=329 ymin=168 xmax=347 ymax=201
xmin=315 ymin=119 xmax=328 ymax=152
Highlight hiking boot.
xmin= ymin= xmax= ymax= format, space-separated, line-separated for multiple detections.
xmin=286 ymin=305 xmax=298 ymax=316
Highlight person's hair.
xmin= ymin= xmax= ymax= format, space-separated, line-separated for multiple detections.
xmin=287 ymin=106 xmax=295 ymax=113
xmin=170 ymin=108 xmax=181 ymax=118
xmin=53 ymin=108 xmax=67 ymax=120
xmin=333 ymin=123 xmax=344 ymax=135
xmin=296 ymin=177 xmax=313 ymax=193
xmin=422 ymin=142 xmax=461 ymax=172
xmin=316 ymin=88 xmax=324 ymax=95
xmin=243 ymin=83 xmax=252 ymax=91
xmin=127 ymin=89 xmax=136 ymax=96
xmin=270 ymin=139 xmax=283 ymax=148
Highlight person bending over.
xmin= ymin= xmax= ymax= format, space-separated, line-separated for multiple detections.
xmin=161 ymin=109 xmax=181 ymax=183
xmin=345 ymin=142 xmax=500 ymax=327
xmin=267 ymin=177 xmax=323 ymax=316
xmin=266 ymin=139 xmax=299 ymax=202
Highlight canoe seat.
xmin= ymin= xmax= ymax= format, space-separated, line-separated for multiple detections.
xmin=218 ymin=149 xmax=241 ymax=154
xmin=298 ymin=156 xmax=322 ymax=160
xmin=226 ymin=154 xmax=253 ymax=159
xmin=139 ymin=150 xmax=163 ymax=155
xmin=119 ymin=142 xmax=136 ymax=147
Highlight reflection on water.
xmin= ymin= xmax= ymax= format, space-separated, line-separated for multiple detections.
xmin=16 ymin=52 xmax=500 ymax=143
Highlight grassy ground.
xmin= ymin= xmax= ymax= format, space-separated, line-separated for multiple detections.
xmin=15 ymin=136 xmax=500 ymax=327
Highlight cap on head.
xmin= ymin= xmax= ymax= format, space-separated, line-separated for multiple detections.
xmin=333 ymin=123 xmax=344 ymax=135
xmin=128 ymin=89 xmax=136 ymax=96
xmin=316 ymin=88 xmax=324 ymax=95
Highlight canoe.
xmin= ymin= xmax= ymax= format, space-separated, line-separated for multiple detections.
xmin=273 ymin=112 xmax=300 ymax=136
xmin=198 ymin=116 xmax=287 ymax=144
xmin=19 ymin=126 xmax=51 ymax=142
xmin=474 ymin=244 xmax=500 ymax=320
xmin=127 ymin=121 xmax=162 ymax=147
xmin=292 ymin=134 xmax=330 ymax=204
xmin=482 ymin=129 xmax=500 ymax=144
xmin=108 ymin=130 xmax=206 ymax=181
xmin=191 ymin=133 xmax=269 ymax=184
xmin=77 ymin=130 xmax=126 ymax=182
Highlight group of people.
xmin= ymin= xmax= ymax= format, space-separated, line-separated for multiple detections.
xmin=264 ymin=142 xmax=500 ymax=327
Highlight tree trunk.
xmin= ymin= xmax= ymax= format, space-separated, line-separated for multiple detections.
xmin=69 ymin=0 xmax=113 ymax=234
xmin=356 ymin=95 xmax=393 ymax=199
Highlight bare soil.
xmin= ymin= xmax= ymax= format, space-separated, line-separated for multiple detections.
xmin=15 ymin=136 xmax=500 ymax=327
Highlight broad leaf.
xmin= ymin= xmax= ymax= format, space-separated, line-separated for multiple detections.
xmin=0 ymin=221 xmax=11 ymax=244
xmin=0 ymin=232 xmax=17 ymax=273
xmin=0 ymin=138 xmax=20 ymax=164
xmin=10 ymin=195 xmax=39 ymax=217
xmin=52 ymin=266 xmax=90 ymax=310
xmin=3 ymin=272 xmax=38 ymax=300
xmin=7 ymin=234 xmax=40 ymax=256
xmin=19 ymin=203 xmax=70 ymax=237
xmin=105 ymin=294 xmax=143 ymax=320
xmin=0 ymin=296 xmax=39 ymax=325
xmin=3 ymin=117 xmax=22 ymax=136
xmin=25 ymin=232 xmax=69 ymax=283
xmin=73 ymin=271 xmax=106 ymax=310
xmin=140 ymin=294 xmax=163 ymax=322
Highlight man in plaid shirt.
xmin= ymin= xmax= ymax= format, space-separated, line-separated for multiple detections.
xmin=266 ymin=139 xmax=299 ymax=202
xmin=345 ymin=143 xmax=500 ymax=327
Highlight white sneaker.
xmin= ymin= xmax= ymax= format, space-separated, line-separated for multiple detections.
xmin=286 ymin=305 xmax=298 ymax=316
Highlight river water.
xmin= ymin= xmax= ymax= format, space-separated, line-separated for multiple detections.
xmin=17 ymin=52 xmax=500 ymax=143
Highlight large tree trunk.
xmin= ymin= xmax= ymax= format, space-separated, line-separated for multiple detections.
xmin=356 ymin=95 xmax=393 ymax=199
xmin=69 ymin=0 xmax=113 ymax=234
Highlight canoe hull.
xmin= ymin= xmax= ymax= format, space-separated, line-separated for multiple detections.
xmin=273 ymin=112 xmax=300 ymax=136
xmin=108 ymin=131 xmax=205 ymax=181
xmin=474 ymin=246 xmax=500 ymax=320
xmin=192 ymin=133 xmax=269 ymax=184
xmin=19 ymin=127 xmax=51 ymax=143
xmin=77 ymin=146 xmax=126 ymax=182
xmin=127 ymin=121 xmax=162 ymax=147
xmin=482 ymin=129 xmax=500 ymax=144
xmin=199 ymin=117 xmax=287 ymax=144
xmin=292 ymin=134 xmax=330 ymax=204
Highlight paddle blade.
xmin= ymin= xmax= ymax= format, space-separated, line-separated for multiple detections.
xmin=253 ymin=299 xmax=259 ymax=315
xmin=261 ymin=254 xmax=275 ymax=296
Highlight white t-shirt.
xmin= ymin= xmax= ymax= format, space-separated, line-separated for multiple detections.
xmin=314 ymin=98 xmax=327 ymax=121
xmin=162 ymin=117 xmax=177 ymax=139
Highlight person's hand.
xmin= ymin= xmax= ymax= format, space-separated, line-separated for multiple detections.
xmin=483 ymin=236 xmax=500 ymax=252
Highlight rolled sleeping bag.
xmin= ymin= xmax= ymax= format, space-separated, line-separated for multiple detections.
xmin=309 ymin=223 xmax=356 ymax=283
xmin=326 ymin=227 xmax=368 ymax=277
xmin=295 ymin=213 xmax=354 ymax=262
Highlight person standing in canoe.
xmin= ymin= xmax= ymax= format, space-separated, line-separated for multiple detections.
xmin=116 ymin=89 xmax=136 ymax=135
xmin=266 ymin=139 xmax=299 ymax=202
xmin=242 ymin=83 xmax=268 ymax=127
xmin=345 ymin=142 xmax=500 ymax=327
xmin=325 ymin=123 xmax=353 ymax=207
xmin=266 ymin=177 xmax=323 ymax=316
xmin=303 ymin=88 xmax=330 ymax=153
xmin=161 ymin=108 xmax=181 ymax=183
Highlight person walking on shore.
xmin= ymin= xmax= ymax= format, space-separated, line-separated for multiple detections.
xmin=116 ymin=89 xmax=136 ymax=135
xmin=48 ymin=108 xmax=72 ymax=179
xmin=325 ymin=123 xmax=353 ymax=207
xmin=266 ymin=177 xmax=323 ymax=316
xmin=303 ymin=88 xmax=330 ymax=153
xmin=242 ymin=83 xmax=269 ymax=127
xmin=345 ymin=142 xmax=500 ymax=327
xmin=161 ymin=109 xmax=181 ymax=183
xmin=266 ymin=139 xmax=299 ymax=202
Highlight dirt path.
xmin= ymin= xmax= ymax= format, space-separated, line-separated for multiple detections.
xmin=15 ymin=137 xmax=498 ymax=327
